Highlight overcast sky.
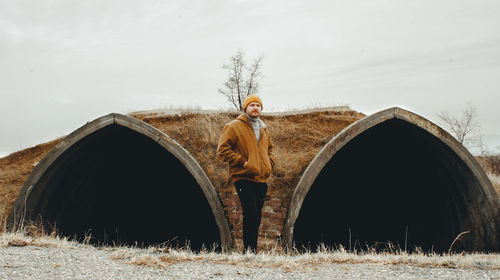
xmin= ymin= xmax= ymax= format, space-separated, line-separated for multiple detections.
xmin=1 ymin=0 xmax=499 ymax=157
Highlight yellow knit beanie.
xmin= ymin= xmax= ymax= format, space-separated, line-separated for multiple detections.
xmin=243 ymin=95 xmax=263 ymax=112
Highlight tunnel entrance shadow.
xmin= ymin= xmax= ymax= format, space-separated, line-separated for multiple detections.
xmin=17 ymin=123 xmax=221 ymax=250
xmin=293 ymin=119 xmax=469 ymax=252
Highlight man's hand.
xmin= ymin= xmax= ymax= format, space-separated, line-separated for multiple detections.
xmin=243 ymin=161 xmax=248 ymax=168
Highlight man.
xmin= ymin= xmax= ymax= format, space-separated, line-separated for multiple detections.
xmin=217 ymin=94 xmax=275 ymax=252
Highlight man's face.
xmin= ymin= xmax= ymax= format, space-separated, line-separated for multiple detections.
xmin=246 ymin=102 xmax=262 ymax=118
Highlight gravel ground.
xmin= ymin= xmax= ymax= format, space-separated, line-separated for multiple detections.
xmin=1 ymin=245 xmax=500 ymax=280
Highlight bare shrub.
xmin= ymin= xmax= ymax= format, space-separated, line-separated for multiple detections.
xmin=437 ymin=103 xmax=480 ymax=150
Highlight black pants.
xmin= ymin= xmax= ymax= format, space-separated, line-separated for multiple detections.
xmin=234 ymin=180 xmax=268 ymax=252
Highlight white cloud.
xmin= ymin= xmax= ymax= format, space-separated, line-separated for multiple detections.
xmin=52 ymin=97 xmax=74 ymax=104
xmin=1 ymin=0 xmax=500 ymax=154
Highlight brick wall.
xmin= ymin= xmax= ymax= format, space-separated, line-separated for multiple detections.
xmin=220 ymin=189 xmax=287 ymax=252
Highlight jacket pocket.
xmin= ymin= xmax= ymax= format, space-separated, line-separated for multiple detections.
xmin=244 ymin=155 xmax=259 ymax=175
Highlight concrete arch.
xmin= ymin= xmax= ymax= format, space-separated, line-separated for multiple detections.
xmin=283 ymin=107 xmax=500 ymax=252
xmin=8 ymin=113 xmax=231 ymax=251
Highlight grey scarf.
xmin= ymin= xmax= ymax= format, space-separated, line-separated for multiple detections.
xmin=246 ymin=114 xmax=264 ymax=142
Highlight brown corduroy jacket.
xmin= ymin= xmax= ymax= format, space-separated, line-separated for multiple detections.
xmin=217 ymin=114 xmax=275 ymax=183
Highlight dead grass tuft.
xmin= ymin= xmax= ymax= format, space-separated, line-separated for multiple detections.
xmin=109 ymin=240 xmax=500 ymax=270
xmin=0 ymin=231 xmax=78 ymax=249
xmin=2 ymin=231 xmax=499 ymax=270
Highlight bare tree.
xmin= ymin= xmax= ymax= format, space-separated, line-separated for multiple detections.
xmin=439 ymin=103 xmax=500 ymax=174
xmin=437 ymin=103 xmax=480 ymax=148
xmin=218 ymin=50 xmax=263 ymax=111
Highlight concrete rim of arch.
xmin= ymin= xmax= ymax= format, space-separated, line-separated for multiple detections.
xmin=7 ymin=113 xmax=231 ymax=252
xmin=281 ymin=107 xmax=500 ymax=251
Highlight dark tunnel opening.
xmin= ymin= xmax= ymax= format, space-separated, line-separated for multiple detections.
xmin=293 ymin=119 xmax=474 ymax=252
xmin=26 ymin=124 xmax=221 ymax=250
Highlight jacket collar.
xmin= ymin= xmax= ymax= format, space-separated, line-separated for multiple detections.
xmin=237 ymin=113 xmax=266 ymax=128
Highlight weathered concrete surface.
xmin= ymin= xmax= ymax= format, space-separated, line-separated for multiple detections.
xmin=283 ymin=107 xmax=500 ymax=252
xmin=7 ymin=113 xmax=231 ymax=252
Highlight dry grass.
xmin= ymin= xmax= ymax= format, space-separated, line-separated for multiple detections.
xmin=477 ymin=155 xmax=500 ymax=176
xmin=2 ymin=231 xmax=498 ymax=270
xmin=0 ymin=231 xmax=78 ymax=249
xmin=112 ymin=248 xmax=500 ymax=271
xmin=0 ymin=139 xmax=61 ymax=230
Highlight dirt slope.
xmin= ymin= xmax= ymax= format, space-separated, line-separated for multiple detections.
xmin=0 ymin=139 xmax=62 ymax=228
